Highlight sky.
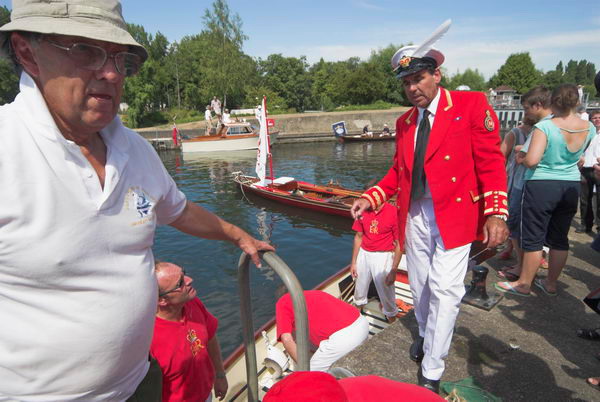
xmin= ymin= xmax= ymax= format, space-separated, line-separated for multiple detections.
xmin=1 ymin=0 xmax=599 ymax=79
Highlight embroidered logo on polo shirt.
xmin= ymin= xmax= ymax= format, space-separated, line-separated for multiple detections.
xmin=186 ymin=329 xmax=205 ymax=356
xmin=136 ymin=192 xmax=152 ymax=218
xmin=370 ymin=219 xmax=379 ymax=234
xmin=124 ymin=187 xmax=156 ymax=226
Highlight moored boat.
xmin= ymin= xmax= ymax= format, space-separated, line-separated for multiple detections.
xmin=233 ymin=97 xmax=385 ymax=218
xmin=181 ymin=122 xmax=279 ymax=153
xmin=232 ymin=173 xmax=363 ymax=218
xmin=336 ymin=131 xmax=396 ymax=143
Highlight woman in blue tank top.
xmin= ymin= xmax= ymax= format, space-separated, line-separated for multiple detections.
xmin=495 ymin=84 xmax=595 ymax=297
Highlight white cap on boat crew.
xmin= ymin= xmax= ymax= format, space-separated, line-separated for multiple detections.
xmin=391 ymin=45 xmax=444 ymax=78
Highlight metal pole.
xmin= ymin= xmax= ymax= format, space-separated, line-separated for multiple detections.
xmin=237 ymin=251 xmax=309 ymax=402
xmin=264 ymin=96 xmax=275 ymax=181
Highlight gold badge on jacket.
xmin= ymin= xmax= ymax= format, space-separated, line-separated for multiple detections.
xmin=484 ymin=110 xmax=495 ymax=132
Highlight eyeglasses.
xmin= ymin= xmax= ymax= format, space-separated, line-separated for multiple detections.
xmin=159 ymin=269 xmax=187 ymax=297
xmin=45 ymin=39 xmax=142 ymax=77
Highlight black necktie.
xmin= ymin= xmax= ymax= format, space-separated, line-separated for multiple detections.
xmin=411 ymin=110 xmax=431 ymax=202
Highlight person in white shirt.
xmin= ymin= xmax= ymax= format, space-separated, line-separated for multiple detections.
xmin=0 ymin=1 xmax=273 ymax=401
xmin=578 ymin=105 xmax=589 ymax=121
xmin=211 ymin=96 xmax=222 ymax=120
xmin=222 ymin=108 xmax=232 ymax=124
xmin=578 ymin=110 xmax=600 ymax=234
xmin=205 ymin=105 xmax=213 ymax=135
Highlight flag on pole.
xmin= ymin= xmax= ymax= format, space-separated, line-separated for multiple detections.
xmin=255 ymin=96 xmax=269 ymax=186
xmin=332 ymin=121 xmax=347 ymax=138
xmin=172 ymin=124 xmax=179 ymax=146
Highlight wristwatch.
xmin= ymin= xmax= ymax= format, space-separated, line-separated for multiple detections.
xmin=491 ymin=214 xmax=508 ymax=221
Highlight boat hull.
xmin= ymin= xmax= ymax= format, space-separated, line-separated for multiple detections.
xmin=182 ymin=132 xmax=278 ymax=153
xmin=337 ymin=133 xmax=395 ymax=143
xmin=233 ymin=174 xmax=361 ymax=218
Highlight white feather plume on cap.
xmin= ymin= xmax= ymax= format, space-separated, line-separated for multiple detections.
xmin=391 ymin=19 xmax=451 ymax=75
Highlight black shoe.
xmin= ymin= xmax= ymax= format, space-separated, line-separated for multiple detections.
xmin=409 ymin=336 xmax=424 ymax=362
xmin=417 ymin=369 xmax=440 ymax=394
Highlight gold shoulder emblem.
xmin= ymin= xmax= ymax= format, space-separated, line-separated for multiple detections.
xmin=484 ymin=110 xmax=495 ymax=132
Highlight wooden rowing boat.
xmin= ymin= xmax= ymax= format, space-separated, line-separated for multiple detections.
xmin=336 ymin=131 xmax=396 ymax=143
xmin=232 ymin=173 xmax=364 ymax=219
xmin=233 ymin=97 xmax=383 ymax=219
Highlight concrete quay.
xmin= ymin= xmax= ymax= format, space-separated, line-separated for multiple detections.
xmin=333 ymin=225 xmax=600 ymax=401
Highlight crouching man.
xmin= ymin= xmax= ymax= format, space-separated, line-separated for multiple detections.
xmin=276 ymin=290 xmax=369 ymax=372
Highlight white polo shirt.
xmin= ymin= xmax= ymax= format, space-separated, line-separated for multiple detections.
xmin=0 ymin=73 xmax=187 ymax=401
xmin=582 ymin=130 xmax=600 ymax=168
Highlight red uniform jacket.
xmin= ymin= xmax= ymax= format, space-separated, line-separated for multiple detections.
xmin=362 ymin=88 xmax=507 ymax=250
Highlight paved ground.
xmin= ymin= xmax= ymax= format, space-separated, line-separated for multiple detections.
xmin=333 ymin=224 xmax=600 ymax=401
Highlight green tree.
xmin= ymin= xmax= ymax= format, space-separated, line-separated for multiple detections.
xmin=126 ymin=23 xmax=151 ymax=49
xmin=563 ymin=60 xmax=578 ymax=83
xmin=367 ymin=44 xmax=406 ymax=104
xmin=123 ymin=25 xmax=176 ymax=126
xmin=341 ymin=62 xmax=386 ymax=104
xmin=488 ymin=52 xmax=541 ymax=94
xmin=202 ymin=0 xmax=249 ymax=108
xmin=258 ymin=54 xmax=310 ymax=111
xmin=555 ymin=61 xmax=564 ymax=74
xmin=243 ymin=86 xmax=287 ymax=112
xmin=448 ymin=68 xmax=486 ymax=91
xmin=0 ymin=5 xmax=19 ymax=105
xmin=308 ymin=58 xmax=334 ymax=110
xmin=542 ymin=70 xmax=565 ymax=88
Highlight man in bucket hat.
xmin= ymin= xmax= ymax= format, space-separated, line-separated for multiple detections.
xmin=0 ymin=1 xmax=273 ymax=400
xmin=351 ymin=20 xmax=508 ymax=393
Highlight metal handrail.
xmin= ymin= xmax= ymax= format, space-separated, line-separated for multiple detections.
xmin=237 ymin=251 xmax=310 ymax=402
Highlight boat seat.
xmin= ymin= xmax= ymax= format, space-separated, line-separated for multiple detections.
xmin=273 ymin=179 xmax=298 ymax=192
xmin=272 ymin=177 xmax=295 ymax=184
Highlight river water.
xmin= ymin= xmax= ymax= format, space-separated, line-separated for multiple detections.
xmin=153 ymin=141 xmax=395 ymax=356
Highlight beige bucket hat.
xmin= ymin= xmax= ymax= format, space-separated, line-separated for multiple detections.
xmin=0 ymin=0 xmax=147 ymax=60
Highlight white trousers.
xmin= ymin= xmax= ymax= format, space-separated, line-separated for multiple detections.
xmin=310 ymin=315 xmax=369 ymax=372
xmin=405 ymin=198 xmax=471 ymax=380
xmin=354 ymin=249 xmax=399 ymax=318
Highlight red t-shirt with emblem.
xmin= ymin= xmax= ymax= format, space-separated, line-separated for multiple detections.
xmin=352 ymin=203 xmax=399 ymax=252
xmin=151 ymin=297 xmax=218 ymax=402
xmin=276 ymin=290 xmax=360 ymax=346
xmin=339 ymin=375 xmax=445 ymax=401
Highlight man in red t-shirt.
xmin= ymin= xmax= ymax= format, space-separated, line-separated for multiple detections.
xmin=276 ymin=290 xmax=369 ymax=372
xmin=151 ymin=262 xmax=228 ymax=401
xmin=351 ymin=202 xmax=400 ymax=322
xmin=263 ymin=371 xmax=445 ymax=402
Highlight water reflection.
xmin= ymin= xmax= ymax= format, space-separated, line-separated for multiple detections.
xmin=154 ymin=141 xmax=395 ymax=355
